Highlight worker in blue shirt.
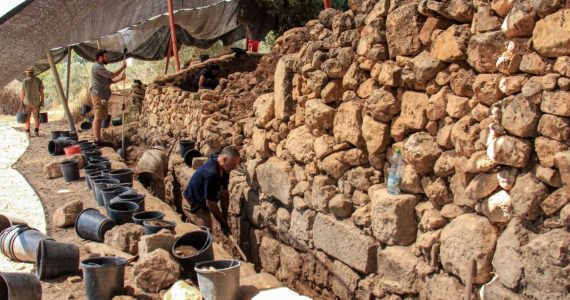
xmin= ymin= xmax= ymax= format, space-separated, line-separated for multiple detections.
xmin=183 ymin=146 xmax=241 ymax=235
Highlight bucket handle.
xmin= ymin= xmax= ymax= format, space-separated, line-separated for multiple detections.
xmin=198 ymin=226 xmax=212 ymax=252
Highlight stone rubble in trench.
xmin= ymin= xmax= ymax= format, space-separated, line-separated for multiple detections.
xmin=120 ymin=1 xmax=570 ymax=299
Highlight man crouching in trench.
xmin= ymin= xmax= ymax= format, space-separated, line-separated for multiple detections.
xmin=182 ymin=146 xmax=241 ymax=236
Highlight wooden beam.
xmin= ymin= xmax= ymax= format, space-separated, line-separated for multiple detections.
xmin=166 ymin=0 xmax=180 ymax=71
xmin=46 ymin=51 xmax=76 ymax=133
xmin=164 ymin=38 xmax=172 ymax=75
xmin=65 ymin=47 xmax=71 ymax=102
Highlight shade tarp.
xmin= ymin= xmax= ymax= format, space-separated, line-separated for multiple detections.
xmin=0 ymin=0 xmax=274 ymax=87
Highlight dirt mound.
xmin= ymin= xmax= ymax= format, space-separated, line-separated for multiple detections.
xmin=0 ymin=87 xmax=21 ymax=115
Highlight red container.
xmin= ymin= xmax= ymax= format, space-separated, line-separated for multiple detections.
xmin=64 ymin=145 xmax=81 ymax=157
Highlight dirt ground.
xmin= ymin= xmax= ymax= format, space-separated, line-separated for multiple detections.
xmin=2 ymin=112 xmax=149 ymax=300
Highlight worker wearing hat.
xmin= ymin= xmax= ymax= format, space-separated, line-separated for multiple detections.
xmin=20 ymin=68 xmax=44 ymax=137
xmin=90 ymin=49 xmax=126 ymax=141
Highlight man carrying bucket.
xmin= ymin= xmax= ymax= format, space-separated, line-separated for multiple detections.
xmin=183 ymin=146 xmax=241 ymax=235
xmin=89 ymin=49 xmax=126 ymax=142
xmin=20 ymin=68 xmax=44 ymax=138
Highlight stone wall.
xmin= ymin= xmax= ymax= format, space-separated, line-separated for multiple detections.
xmin=131 ymin=1 xmax=570 ymax=299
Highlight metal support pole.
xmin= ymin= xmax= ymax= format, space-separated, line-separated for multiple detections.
xmin=164 ymin=38 xmax=172 ymax=75
xmin=46 ymin=51 xmax=76 ymax=133
xmin=166 ymin=0 xmax=180 ymax=72
xmin=324 ymin=0 xmax=331 ymax=9
xmin=65 ymin=47 xmax=71 ymax=102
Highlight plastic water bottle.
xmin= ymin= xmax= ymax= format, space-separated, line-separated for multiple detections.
xmin=387 ymin=148 xmax=403 ymax=195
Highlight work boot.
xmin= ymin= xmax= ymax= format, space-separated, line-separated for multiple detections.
xmin=34 ymin=128 xmax=39 ymax=137
xmin=26 ymin=130 xmax=31 ymax=138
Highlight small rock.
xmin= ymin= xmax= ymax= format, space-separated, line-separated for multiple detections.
xmin=53 ymin=200 xmax=83 ymax=228
xmin=44 ymin=161 xmax=62 ymax=179
xmin=329 ymin=194 xmax=353 ymax=218
xmin=104 ymin=223 xmax=145 ymax=255
xmin=133 ymin=249 xmax=181 ymax=293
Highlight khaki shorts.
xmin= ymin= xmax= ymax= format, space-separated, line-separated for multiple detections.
xmin=182 ymin=200 xmax=213 ymax=231
xmin=23 ymin=104 xmax=40 ymax=116
xmin=91 ymin=94 xmax=108 ymax=120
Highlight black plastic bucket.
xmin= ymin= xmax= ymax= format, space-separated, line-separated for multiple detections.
xmin=36 ymin=239 xmax=80 ymax=280
xmin=101 ymin=115 xmax=112 ymax=129
xmin=80 ymin=256 xmax=128 ymax=300
xmin=60 ymin=159 xmax=80 ymax=182
xmin=81 ymin=104 xmax=92 ymax=115
xmin=0 ymin=225 xmax=52 ymax=263
xmin=92 ymin=178 xmax=120 ymax=206
xmin=0 ymin=272 xmax=42 ymax=300
xmin=179 ymin=140 xmax=196 ymax=158
xmin=83 ymin=150 xmax=102 ymax=163
xmin=172 ymin=229 xmax=214 ymax=278
xmin=108 ymin=168 xmax=133 ymax=184
xmin=84 ymin=165 xmax=105 ymax=189
xmin=89 ymin=156 xmax=110 ymax=165
xmin=132 ymin=211 xmax=164 ymax=226
xmin=92 ymin=161 xmax=112 ymax=172
xmin=108 ymin=201 xmax=140 ymax=225
xmin=50 ymin=130 xmax=63 ymax=140
xmin=80 ymin=143 xmax=98 ymax=152
xmin=111 ymin=117 xmax=122 ymax=127
xmin=75 ymin=208 xmax=116 ymax=242
xmin=87 ymin=173 xmax=106 ymax=191
xmin=143 ymin=219 xmax=176 ymax=235
xmin=101 ymin=186 xmax=131 ymax=210
xmin=80 ymin=121 xmax=92 ymax=131
xmin=48 ymin=139 xmax=74 ymax=156
xmin=16 ymin=111 xmax=28 ymax=124
xmin=184 ymin=149 xmax=202 ymax=167
xmin=0 ymin=215 xmax=27 ymax=235
xmin=111 ymin=193 xmax=145 ymax=212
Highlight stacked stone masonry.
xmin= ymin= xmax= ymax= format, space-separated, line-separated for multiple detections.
xmin=130 ymin=1 xmax=570 ymax=299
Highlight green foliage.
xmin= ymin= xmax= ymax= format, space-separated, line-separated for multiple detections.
xmin=256 ymin=0 xmax=348 ymax=33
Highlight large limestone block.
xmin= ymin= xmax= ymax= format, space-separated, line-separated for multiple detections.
xmin=492 ymin=218 xmax=530 ymax=289
xmin=365 ymin=88 xmax=400 ymax=123
xmin=522 ymin=229 xmax=570 ymax=299
xmin=331 ymin=260 xmax=359 ymax=299
xmin=256 ymin=157 xmax=296 ymax=207
xmin=377 ymin=246 xmax=423 ymax=294
xmin=274 ymin=55 xmax=296 ymax=120
xmin=289 ymin=208 xmax=316 ymax=242
xmin=259 ymin=237 xmax=281 ymax=273
xmin=492 ymin=135 xmax=532 ymax=168
xmin=467 ymin=31 xmax=507 ymax=73
xmin=305 ymin=100 xmax=335 ymax=131
xmin=386 ymin=2 xmax=424 ymax=58
xmin=276 ymin=245 xmax=302 ymax=283
xmin=313 ymin=213 xmax=378 ymax=273
xmin=419 ymin=273 xmax=465 ymax=300
xmin=440 ymin=214 xmax=498 ymax=284
xmin=371 ymin=188 xmax=418 ymax=246
xmin=537 ymin=114 xmax=570 ymax=142
xmin=285 ymin=126 xmax=315 ymax=164
xmin=333 ymin=101 xmax=364 ymax=146
xmin=254 ymin=93 xmax=275 ymax=127
xmin=532 ymin=9 xmax=570 ymax=57
xmin=541 ymin=91 xmax=570 ymax=117
xmin=510 ymin=171 xmax=549 ymax=220
xmin=404 ymin=132 xmax=443 ymax=175
xmin=361 ymin=115 xmax=390 ymax=166
xmin=430 ymin=24 xmax=471 ymax=62
xmin=501 ymin=96 xmax=540 ymax=137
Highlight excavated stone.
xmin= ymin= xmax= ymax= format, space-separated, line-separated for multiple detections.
xmin=138 ymin=230 xmax=175 ymax=256
xmin=522 ymin=229 xmax=570 ymax=299
xmin=467 ymin=31 xmax=507 ymax=73
xmin=541 ymin=91 xmax=570 ymax=117
xmin=440 ymin=214 xmax=498 ymax=284
xmin=377 ymin=246 xmax=422 ymax=294
xmin=430 ymin=24 xmax=471 ymax=62
xmin=386 ymin=3 xmax=424 ymax=58
xmin=419 ymin=273 xmax=465 ymax=300
xmin=541 ymin=187 xmax=570 ymax=216
xmin=104 ymin=224 xmax=145 ymax=255
xmin=53 ymin=200 xmax=83 ymax=228
xmin=403 ymin=132 xmax=443 ymax=175
xmin=465 ymin=172 xmax=499 ymax=199
xmin=334 ymin=101 xmax=365 ymax=146
xmin=285 ymin=126 xmax=315 ymax=164
xmin=313 ymin=213 xmax=378 ymax=273
xmin=331 ymin=260 xmax=360 ymax=299
xmin=532 ymin=9 xmax=570 ymax=57
xmin=371 ymin=188 xmax=418 ymax=246
xmin=538 ymin=114 xmax=570 ymax=141
xmin=305 ymin=100 xmax=335 ymax=131
xmin=133 ymin=249 xmax=180 ymax=293
xmin=510 ymin=171 xmax=549 ymax=220
xmin=289 ymin=208 xmax=316 ymax=242
xmin=492 ymin=135 xmax=532 ymax=168
xmin=535 ymin=136 xmax=568 ymax=168
xmin=254 ymin=93 xmax=275 ymax=127
xmin=492 ymin=218 xmax=530 ymax=289
xmin=260 ymin=237 xmax=281 ymax=273
xmin=256 ymin=157 xmax=296 ymax=207
xmin=364 ymin=88 xmax=400 ymax=122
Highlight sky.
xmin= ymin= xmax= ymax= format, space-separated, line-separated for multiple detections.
xmin=0 ymin=0 xmax=25 ymax=18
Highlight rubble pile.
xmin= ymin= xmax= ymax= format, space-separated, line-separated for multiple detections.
xmin=129 ymin=1 xmax=570 ymax=299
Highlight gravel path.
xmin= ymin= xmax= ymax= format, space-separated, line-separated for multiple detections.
xmin=0 ymin=116 xmax=47 ymax=272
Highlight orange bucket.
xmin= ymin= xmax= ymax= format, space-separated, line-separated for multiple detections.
xmin=64 ymin=145 xmax=81 ymax=157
